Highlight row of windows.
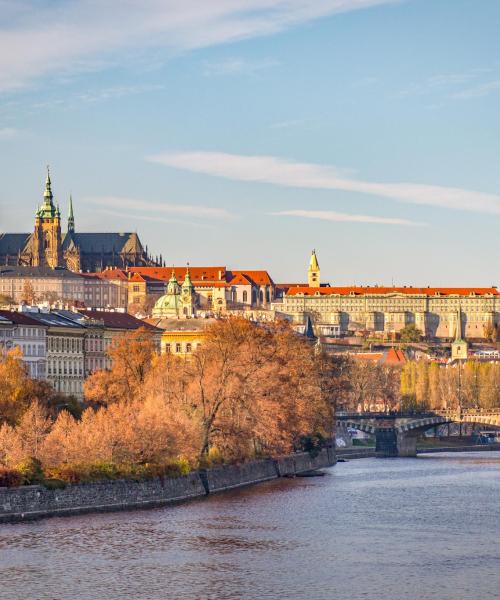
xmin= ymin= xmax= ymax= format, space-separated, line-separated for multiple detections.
xmin=48 ymin=336 xmax=83 ymax=353
xmin=47 ymin=359 xmax=84 ymax=376
xmin=164 ymin=342 xmax=202 ymax=354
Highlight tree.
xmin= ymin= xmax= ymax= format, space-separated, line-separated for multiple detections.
xmin=84 ymin=328 xmax=156 ymax=405
xmin=21 ymin=280 xmax=36 ymax=304
xmin=0 ymin=401 xmax=52 ymax=466
xmin=399 ymin=324 xmax=423 ymax=344
xmin=0 ymin=294 xmax=14 ymax=306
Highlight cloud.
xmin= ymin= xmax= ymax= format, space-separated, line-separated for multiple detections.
xmin=0 ymin=127 xmax=18 ymax=139
xmin=272 ymin=209 xmax=424 ymax=226
xmin=396 ymin=67 xmax=500 ymax=100
xmin=147 ymin=151 xmax=500 ymax=215
xmin=85 ymin=196 xmax=232 ymax=220
xmin=202 ymin=57 xmax=280 ymax=77
xmin=96 ymin=208 xmax=214 ymax=229
xmin=452 ymin=80 xmax=500 ymax=99
xmin=0 ymin=0 xmax=399 ymax=93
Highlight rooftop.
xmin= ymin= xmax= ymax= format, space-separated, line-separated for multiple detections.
xmin=286 ymin=286 xmax=500 ymax=297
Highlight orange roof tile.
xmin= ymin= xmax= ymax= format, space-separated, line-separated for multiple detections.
xmin=230 ymin=270 xmax=274 ymax=286
xmin=128 ymin=266 xmax=227 ymax=283
xmin=286 ymin=286 xmax=499 ymax=297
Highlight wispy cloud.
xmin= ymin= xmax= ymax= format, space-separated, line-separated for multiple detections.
xmin=272 ymin=209 xmax=424 ymax=226
xmin=96 ymin=209 xmax=214 ymax=229
xmin=85 ymin=196 xmax=232 ymax=220
xmin=202 ymin=57 xmax=279 ymax=77
xmin=147 ymin=151 xmax=500 ymax=215
xmin=396 ymin=67 xmax=500 ymax=100
xmin=452 ymin=80 xmax=500 ymax=99
xmin=0 ymin=127 xmax=18 ymax=139
xmin=0 ymin=0 xmax=400 ymax=93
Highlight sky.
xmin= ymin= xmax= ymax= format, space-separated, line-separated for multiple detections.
xmin=0 ymin=0 xmax=499 ymax=286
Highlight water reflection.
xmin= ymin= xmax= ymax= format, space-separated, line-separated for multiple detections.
xmin=1 ymin=452 xmax=499 ymax=600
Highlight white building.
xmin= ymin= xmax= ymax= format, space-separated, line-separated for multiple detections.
xmin=0 ymin=309 xmax=47 ymax=379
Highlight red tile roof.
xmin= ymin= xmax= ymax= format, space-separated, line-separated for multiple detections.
xmin=286 ymin=286 xmax=499 ymax=297
xmin=229 ymin=270 xmax=274 ymax=286
xmin=128 ymin=266 xmax=227 ymax=283
xmin=351 ymin=348 xmax=407 ymax=366
xmin=78 ymin=310 xmax=161 ymax=331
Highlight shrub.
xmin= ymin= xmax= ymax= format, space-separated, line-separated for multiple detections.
xmin=199 ymin=447 xmax=225 ymax=469
xmin=15 ymin=457 xmax=45 ymax=485
xmin=299 ymin=432 xmax=327 ymax=458
xmin=43 ymin=478 xmax=67 ymax=490
xmin=84 ymin=462 xmax=121 ymax=482
xmin=0 ymin=466 xmax=22 ymax=488
xmin=45 ymin=465 xmax=82 ymax=484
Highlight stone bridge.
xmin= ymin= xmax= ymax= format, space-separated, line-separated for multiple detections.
xmin=337 ymin=410 xmax=500 ymax=457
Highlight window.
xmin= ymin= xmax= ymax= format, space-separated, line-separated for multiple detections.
xmin=133 ymin=285 xmax=140 ymax=292
xmin=186 ymin=343 xmax=192 ymax=353
xmin=243 ymin=290 xmax=248 ymax=303
xmin=165 ymin=343 xmax=171 ymax=353
xmin=176 ymin=343 xmax=182 ymax=353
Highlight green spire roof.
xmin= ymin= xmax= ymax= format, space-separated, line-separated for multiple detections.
xmin=37 ymin=166 xmax=58 ymax=219
xmin=182 ymin=265 xmax=194 ymax=289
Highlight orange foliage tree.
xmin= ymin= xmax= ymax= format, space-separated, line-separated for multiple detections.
xmin=84 ymin=327 xmax=157 ymax=405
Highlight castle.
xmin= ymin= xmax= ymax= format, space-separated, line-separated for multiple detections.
xmin=0 ymin=170 xmax=157 ymax=272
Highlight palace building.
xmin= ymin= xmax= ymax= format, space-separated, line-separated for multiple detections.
xmin=273 ymin=251 xmax=500 ymax=341
xmin=0 ymin=170 xmax=157 ymax=272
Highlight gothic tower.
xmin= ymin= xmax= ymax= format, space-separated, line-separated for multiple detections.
xmin=67 ymin=194 xmax=75 ymax=233
xmin=32 ymin=168 xmax=63 ymax=268
xmin=181 ymin=266 xmax=196 ymax=317
xmin=308 ymin=249 xmax=321 ymax=288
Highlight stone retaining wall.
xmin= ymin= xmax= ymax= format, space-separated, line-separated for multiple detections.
xmin=0 ymin=448 xmax=335 ymax=523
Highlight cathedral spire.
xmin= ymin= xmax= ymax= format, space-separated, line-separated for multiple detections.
xmin=68 ymin=195 xmax=75 ymax=233
xmin=44 ymin=165 xmax=53 ymax=201
xmin=38 ymin=165 xmax=57 ymax=218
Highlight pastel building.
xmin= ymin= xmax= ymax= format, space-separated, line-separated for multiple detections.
xmin=274 ymin=252 xmax=499 ymax=341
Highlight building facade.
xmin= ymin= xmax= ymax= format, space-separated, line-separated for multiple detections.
xmin=0 ymin=170 xmax=158 ymax=272
xmin=0 ymin=310 xmax=47 ymax=379
xmin=273 ymin=252 xmax=499 ymax=341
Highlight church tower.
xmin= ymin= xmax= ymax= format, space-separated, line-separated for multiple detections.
xmin=32 ymin=168 xmax=63 ymax=268
xmin=451 ymin=307 xmax=468 ymax=361
xmin=308 ymin=250 xmax=321 ymax=288
xmin=67 ymin=194 xmax=75 ymax=233
xmin=181 ymin=266 xmax=196 ymax=317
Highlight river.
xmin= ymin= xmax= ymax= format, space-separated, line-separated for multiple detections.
xmin=1 ymin=452 xmax=499 ymax=600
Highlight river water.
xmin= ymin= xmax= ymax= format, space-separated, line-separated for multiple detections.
xmin=1 ymin=452 xmax=499 ymax=600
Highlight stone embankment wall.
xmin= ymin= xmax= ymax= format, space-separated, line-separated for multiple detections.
xmin=0 ymin=448 xmax=335 ymax=523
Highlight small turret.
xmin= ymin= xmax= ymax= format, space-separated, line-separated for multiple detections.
xmin=308 ymin=249 xmax=321 ymax=288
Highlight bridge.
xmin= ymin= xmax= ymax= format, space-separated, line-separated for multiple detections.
xmin=336 ymin=410 xmax=500 ymax=457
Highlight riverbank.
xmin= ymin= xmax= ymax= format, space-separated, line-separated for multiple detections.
xmin=0 ymin=447 xmax=335 ymax=523
xmin=336 ymin=443 xmax=500 ymax=460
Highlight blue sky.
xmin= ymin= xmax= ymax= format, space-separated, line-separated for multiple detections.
xmin=0 ymin=0 xmax=499 ymax=285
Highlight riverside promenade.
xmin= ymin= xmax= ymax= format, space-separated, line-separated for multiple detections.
xmin=0 ymin=447 xmax=335 ymax=523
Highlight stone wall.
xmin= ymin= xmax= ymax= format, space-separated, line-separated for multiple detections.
xmin=0 ymin=449 xmax=335 ymax=523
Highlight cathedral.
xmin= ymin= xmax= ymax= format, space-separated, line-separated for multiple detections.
xmin=0 ymin=170 xmax=158 ymax=272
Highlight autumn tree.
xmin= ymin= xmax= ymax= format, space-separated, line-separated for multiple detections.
xmin=84 ymin=327 xmax=156 ymax=405
xmin=183 ymin=318 xmax=333 ymax=460
xmin=21 ymin=280 xmax=36 ymax=304
xmin=399 ymin=324 xmax=423 ymax=344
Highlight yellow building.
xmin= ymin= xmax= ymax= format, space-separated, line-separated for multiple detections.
xmin=145 ymin=317 xmax=217 ymax=356
xmin=274 ymin=251 xmax=499 ymax=341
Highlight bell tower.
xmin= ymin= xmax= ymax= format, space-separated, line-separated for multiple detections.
xmin=32 ymin=167 xmax=63 ymax=268
xmin=308 ymin=249 xmax=321 ymax=288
